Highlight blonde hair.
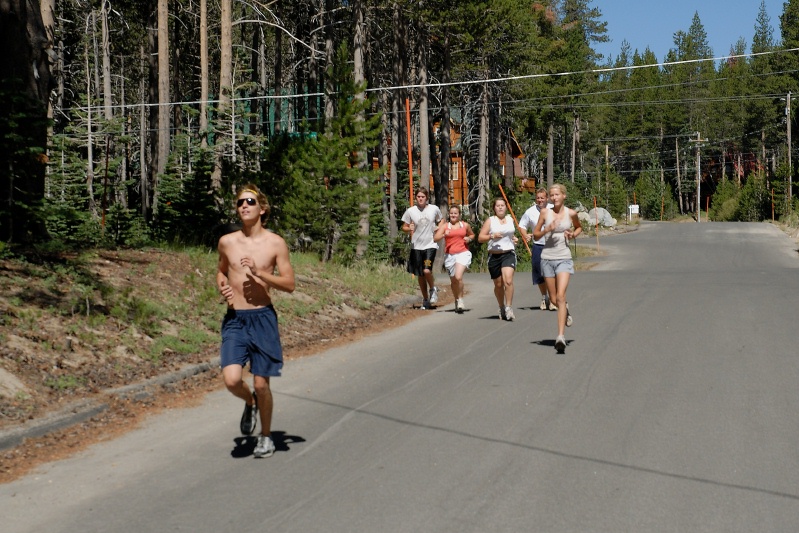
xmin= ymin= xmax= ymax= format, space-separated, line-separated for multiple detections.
xmin=549 ymin=183 xmax=567 ymax=197
xmin=237 ymin=183 xmax=271 ymax=223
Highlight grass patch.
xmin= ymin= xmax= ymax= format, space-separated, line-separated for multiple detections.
xmin=45 ymin=375 xmax=86 ymax=391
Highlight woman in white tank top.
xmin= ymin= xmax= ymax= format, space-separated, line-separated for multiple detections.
xmin=532 ymin=184 xmax=582 ymax=353
xmin=477 ymin=198 xmax=519 ymax=321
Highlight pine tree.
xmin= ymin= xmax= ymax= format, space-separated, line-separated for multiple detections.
xmin=280 ymin=43 xmax=382 ymax=263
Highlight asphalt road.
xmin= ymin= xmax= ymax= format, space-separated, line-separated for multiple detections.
xmin=4 ymin=222 xmax=799 ymax=533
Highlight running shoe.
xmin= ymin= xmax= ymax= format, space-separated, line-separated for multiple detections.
xmin=505 ymin=306 xmax=515 ymax=321
xmin=566 ymin=304 xmax=573 ymax=327
xmin=499 ymin=307 xmax=506 ymax=320
xmin=540 ymin=297 xmax=548 ymax=310
xmin=429 ymin=286 xmax=439 ymax=305
xmin=548 ymin=300 xmax=558 ymax=311
xmin=555 ymin=335 xmax=566 ymax=354
xmin=240 ymin=391 xmax=258 ymax=435
xmin=253 ymin=434 xmax=275 ymax=458
xmin=421 ymin=299 xmax=431 ymax=310
xmin=455 ymin=298 xmax=465 ymax=313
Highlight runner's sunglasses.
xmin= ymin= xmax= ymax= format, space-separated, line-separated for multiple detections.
xmin=236 ymin=197 xmax=258 ymax=207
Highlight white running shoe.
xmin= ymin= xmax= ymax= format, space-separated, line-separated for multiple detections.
xmin=540 ymin=297 xmax=548 ymax=310
xmin=505 ymin=306 xmax=515 ymax=321
xmin=455 ymin=298 xmax=465 ymax=313
xmin=555 ymin=335 xmax=566 ymax=354
xmin=566 ymin=304 xmax=573 ymax=327
xmin=429 ymin=286 xmax=439 ymax=305
xmin=254 ymin=434 xmax=275 ymax=458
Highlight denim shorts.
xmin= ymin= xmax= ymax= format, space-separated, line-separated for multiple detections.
xmin=541 ymin=258 xmax=574 ymax=277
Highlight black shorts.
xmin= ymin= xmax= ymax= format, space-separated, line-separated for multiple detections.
xmin=488 ymin=251 xmax=517 ymax=279
xmin=532 ymin=244 xmax=545 ymax=285
xmin=407 ymin=248 xmax=437 ymax=276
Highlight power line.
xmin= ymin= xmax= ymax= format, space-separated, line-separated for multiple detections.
xmin=61 ymin=46 xmax=799 ymax=115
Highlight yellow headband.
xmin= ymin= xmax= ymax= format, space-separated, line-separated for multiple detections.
xmin=241 ymin=189 xmax=258 ymax=196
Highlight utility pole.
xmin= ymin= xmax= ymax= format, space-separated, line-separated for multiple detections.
xmin=689 ymin=132 xmax=707 ymax=222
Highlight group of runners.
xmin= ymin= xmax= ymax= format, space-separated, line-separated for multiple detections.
xmin=402 ymin=184 xmax=582 ymax=353
xmin=214 ymin=182 xmax=581 ymax=458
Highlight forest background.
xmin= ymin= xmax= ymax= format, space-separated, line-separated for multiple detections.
xmin=3 ymin=0 xmax=799 ymax=259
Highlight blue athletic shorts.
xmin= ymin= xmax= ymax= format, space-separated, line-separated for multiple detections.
xmin=488 ymin=251 xmax=516 ymax=279
xmin=220 ymin=306 xmax=283 ymax=377
xmin=532 ymin=244 xmax=545 ymax=285
xmin=541 ymin=258 xmax=574 ymax=278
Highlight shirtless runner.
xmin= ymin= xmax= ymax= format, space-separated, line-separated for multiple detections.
xmin=217 ymin=184 xmax=295 ymax=458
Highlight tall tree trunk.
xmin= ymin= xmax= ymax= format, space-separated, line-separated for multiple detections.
xmin=324 ymin=0 xmax=335 ymax=124
xmin=546 ymin=123 xmax=554 ymax=189
xmin=570 ymin=114 xmax=578 ymax=183
xmin=199 ymin=0 xmax=208 ymax=148
xmin=101 ymin=1 xmax=112 ymax=121
xmin=170 ymin=7 xmax=181 ymax=136
xmin=100 ymin=1 xmax=113 ymax=222
xmin=388 ymin=2 xmax=402 ymax=231
xmin=438 ymin=32 xmax=451 ymax=211
xmin=721 ymin=144 xmax=726 ymax=182
xmin=737 ymin=151 xmax=742 ymax=187
xmin=353 ymin=0 xmax=369 ymax=258
xmin=250 ymin=22 xmax=261 ymax=149
xmin=380 ymin=91 xmax=394 ymax=239
xmin=477 ymin=82 xmax=489 ymax=217
xmin=140 ymin=45 xmax=150 ymax=218
xmin=273 ymin=1 xmax=283 ymax=134
xmin=85 ymin=41 xmax=97 ymax=219
xmin=389 ymin=92 xmax=399 ymax=240
xmin=147 ymin=1 xmax=158 ymax=216
xmin=211 ymin=0 xmax=232 ymax=193
xmin=118 ymin=57 xmax=128 ymax=208
xmin=154 ymin=0 xmax=170 ymax=216
xmin=259 ymin=28 xmax=268 ymax=138
xmin=41 ymin=0 xmax=55 ymax=197
xmin=308 ymin=1 xmax=321 ymax=126
xmin=0 ymin=0 xmax=52 ymax=241
xmin=418 ymin=31 xmax=430 ymax=198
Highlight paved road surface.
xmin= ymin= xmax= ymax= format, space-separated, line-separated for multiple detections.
xmin=4 ymin=222 xmax=799 ymax=532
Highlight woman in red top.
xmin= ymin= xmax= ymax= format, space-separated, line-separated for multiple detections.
xmin=434 ymin=205 xmax=475 ymax=313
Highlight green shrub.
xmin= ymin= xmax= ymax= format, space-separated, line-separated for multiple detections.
xmin=736 ymin=173 xmax=769 ymax=222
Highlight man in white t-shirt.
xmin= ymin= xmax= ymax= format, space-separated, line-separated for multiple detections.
xmin=518 ymin=188 xmax=557 ymax=311
xmin=401 ymin=187 xmax=443 ymax=309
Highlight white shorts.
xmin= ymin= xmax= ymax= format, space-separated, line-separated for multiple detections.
xmin=444 ymin=251 xmax=472 ymax=277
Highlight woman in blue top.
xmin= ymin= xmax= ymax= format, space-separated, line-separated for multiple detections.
xmin=533 ymin=184 xmax=582 ymax=353
xmin=478 ymin=198 xmax=519 ymax=321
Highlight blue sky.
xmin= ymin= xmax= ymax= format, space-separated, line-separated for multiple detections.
xmin=594 ymin=0 xmax=786 ymax=63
